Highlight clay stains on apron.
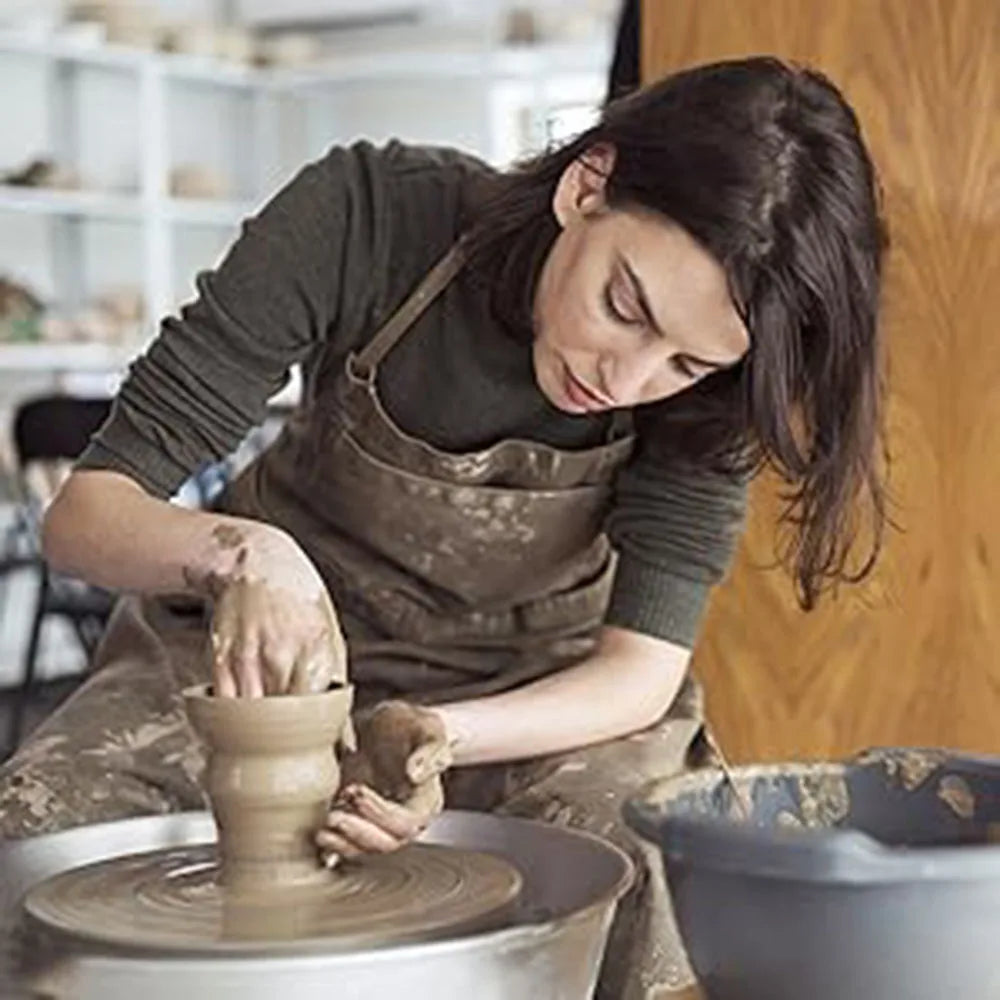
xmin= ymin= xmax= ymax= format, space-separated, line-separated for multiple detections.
xmin=0 ymin=242 xmax=709 ymax=999
xmin=222 ymin=241 xmax=635 ymax=704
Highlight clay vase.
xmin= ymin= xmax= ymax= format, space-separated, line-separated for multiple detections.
xmin=184 ymin=683 xmax=353 ymax=895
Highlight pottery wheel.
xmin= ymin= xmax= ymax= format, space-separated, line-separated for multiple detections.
xmin=23 ymin=842 xmax=522 ymax=954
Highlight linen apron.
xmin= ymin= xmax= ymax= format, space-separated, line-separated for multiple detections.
xmin=0 ymin=244 xmax=709 ymax=996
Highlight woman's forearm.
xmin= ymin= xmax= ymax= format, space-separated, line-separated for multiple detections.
xmin=43 ymin=469 xmax=286 ymax=595
xmin=435 ymin=626 xmax=691 ymax=765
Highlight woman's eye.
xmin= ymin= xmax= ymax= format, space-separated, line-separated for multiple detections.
xmin=603 ymin=284 xmax=637 ymax=325
xmin=671 ymin=356 xmax=698 ymax=379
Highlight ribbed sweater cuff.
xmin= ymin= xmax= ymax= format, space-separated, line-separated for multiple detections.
xmin=76 ymin=435 xmax=184 ymax=500
xmin=604 ymin=557 xmax=711 ymax=648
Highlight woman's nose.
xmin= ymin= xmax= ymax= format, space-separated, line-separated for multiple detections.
xmin=599 ymin=349 xmax=670 ymax=406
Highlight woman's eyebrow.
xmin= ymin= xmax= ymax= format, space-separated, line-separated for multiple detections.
xmin=619 ymin=255 xmax=664 ymax=335
xmin=620 ymin=255 xmax=730 ymax=370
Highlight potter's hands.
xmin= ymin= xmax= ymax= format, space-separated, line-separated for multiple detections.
xmin=189 ymin=521 xmax=348 ymax=698
xmin=316 ymin=701 xmax=452 ymax=862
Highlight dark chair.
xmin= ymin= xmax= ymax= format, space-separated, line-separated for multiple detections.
xmin=5 ymin=394 xmax=115 ymax=752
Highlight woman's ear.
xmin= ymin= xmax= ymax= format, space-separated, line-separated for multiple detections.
xmin=552 ymin=143 xmax=617 ymax=227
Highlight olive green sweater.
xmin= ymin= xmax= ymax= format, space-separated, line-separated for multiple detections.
xmin=78 ymin=141 xmax=746 ymax=647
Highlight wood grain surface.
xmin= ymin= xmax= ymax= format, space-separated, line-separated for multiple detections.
xmin=643 ymin=0 xmax=1000 ymax=762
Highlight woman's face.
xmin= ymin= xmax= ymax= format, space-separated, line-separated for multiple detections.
xmin=532 ymin=148 xmax=750 ymax=415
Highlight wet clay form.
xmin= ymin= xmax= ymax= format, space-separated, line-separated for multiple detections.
xmin=23 ymin=685 xmax=521 ymax=953
xmin=189 ymin=682 xmax=354 ymax=892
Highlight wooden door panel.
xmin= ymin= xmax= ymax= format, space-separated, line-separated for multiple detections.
xmin=642 ymin=0 xmax=1000 ymax=761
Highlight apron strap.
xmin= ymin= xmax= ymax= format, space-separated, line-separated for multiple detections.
xmin=352 ymin=241 xmax=467 ymax=378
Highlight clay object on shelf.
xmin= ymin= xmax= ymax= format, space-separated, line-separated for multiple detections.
xmin=1 ymin=158 xmax=80 ymax=190
xmin=0 ymin=276 xmax=44 ymax=342
xmin=158 ymin=21 xmax=216 ymax=58
xmin=169 ymin=164 xmax=231 ymax=200
xmin=254 ymin=33 xmax=320 ymax=68
xmin=184 ymin=682 xmax=353 ymax=894
xmin=215 ymin=27 xmax=255 ymax=66
xmin=69 ymin=1 xmax=162 ymax=49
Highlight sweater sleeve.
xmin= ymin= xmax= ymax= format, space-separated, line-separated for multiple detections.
xmin=604 ymin=449 xmax=748 ymax=648
xmin=76 ymin=142 xmax=383 ymax=498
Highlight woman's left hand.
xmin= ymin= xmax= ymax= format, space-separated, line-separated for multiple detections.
xmin=316 ymin=701 xmax=452 ymax=863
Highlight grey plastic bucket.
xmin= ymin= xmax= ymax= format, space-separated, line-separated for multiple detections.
xmin=625 ymin=747 xmax=1000 ymax=1000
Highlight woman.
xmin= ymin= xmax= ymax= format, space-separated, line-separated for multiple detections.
xmin=0 ymin=57 xmax=886 ymax=997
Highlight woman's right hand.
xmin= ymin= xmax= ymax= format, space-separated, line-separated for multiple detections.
xmin=316 ymin=701 xmax=452 ymax=864
xmin=189 ymin=521 xmax=348 ymax=698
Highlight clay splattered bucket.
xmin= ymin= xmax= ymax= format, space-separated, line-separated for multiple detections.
xmin=625 ymin=748 xmax=1000 ymax=1000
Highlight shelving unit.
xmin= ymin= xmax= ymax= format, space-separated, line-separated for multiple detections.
xmin=0 ymin=342 xmax=133 ymax=372
xmin=165 ymin=197 xmax=256 ymax=227
xmin=0 ymin=186 xmax=254 ymax=227
xmin=0 ymin=30 xmax=609 ymax=88
xmin=0 ymin=30 xmax=288 ymax=87
xmin=0 ymin=184 xmax=141 ymax=220
xmin=289 ymin=40 xmax=610 ymax=85
xmin=0 ymin=27 xmax=610 ymax=379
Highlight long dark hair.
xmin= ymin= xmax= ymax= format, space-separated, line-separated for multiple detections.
xmin=462 ymin=56 xmax=889 ymax=610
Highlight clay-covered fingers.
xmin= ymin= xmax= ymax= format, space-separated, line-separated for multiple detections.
xmin=212 ymin=593 xmax=341 ymax=697
xmin=342 ymin=784 xmax=430 ymax=841
xmin=317 ymin=808 xmax=405 ymax=856
xmin=209 ymin=595 xmax=238 ymax=697
xmin=210 ymin=632 xmax=238 ymax=698
xmin=197 ymin=524 xmax=342 ymax=698
xmin=210 ymin=626 xmax=266 ymax=699
xmin=288 ymin=599 xmax=348 ymax=695
xmin=405 ymin=731 xmax=452 ymax=785
xmin=315 ymin=827 xmax=358 ymax=866
xmin=212 ymin=636 xmax=265 ymax=698
xmin=209 ymin=581 xmax=268 ymax=698
xmin=217 ymin=624 xmax=334 ymax=699
xmin=211 ymin=624 xmax=266 ymax=698
xmin=314 ymin=783 xmax=432 ymax=867
xmin=287 ymin=632 xmax=338 ymax=696
xmin=257 ymin=633 xmax=298 ymax=695
xmin=231 ymin=636 xmax=265 ymax=698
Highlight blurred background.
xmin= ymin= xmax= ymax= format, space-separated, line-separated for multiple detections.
xmin=0 ymin=0 xmax=633 ymax=750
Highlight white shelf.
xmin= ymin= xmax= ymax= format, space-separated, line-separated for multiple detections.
xmin=0 ymin=184 xmax=141 ymax=220
xmin=160 ymin=54 xmax=280 ymax=90
xmin=0 ymin=29 xmax=286 ymax=89
xmin=0 ymin=186 xmax=254 ymax=228
xmin=0 ymin=29 xmax=611 ymax=90
xmin=0 ymin=342 xmax=134 ymax=372
xmin=288 ymin=41 xmax=611 ymax=88
xmin=0 ymin=344 xmax=304 ymax=412
xmin=0 ymin=30 xmax=146 ymax=72
xmin=167 ymin=197 xmax=255 ymax=228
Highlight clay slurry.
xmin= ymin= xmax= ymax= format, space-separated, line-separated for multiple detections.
xmin=23 ymin=841 xmax=522 ymax=952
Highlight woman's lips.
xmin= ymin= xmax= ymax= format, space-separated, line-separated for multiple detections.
xmin=562 ymin=364 xmax=613 ymax=412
